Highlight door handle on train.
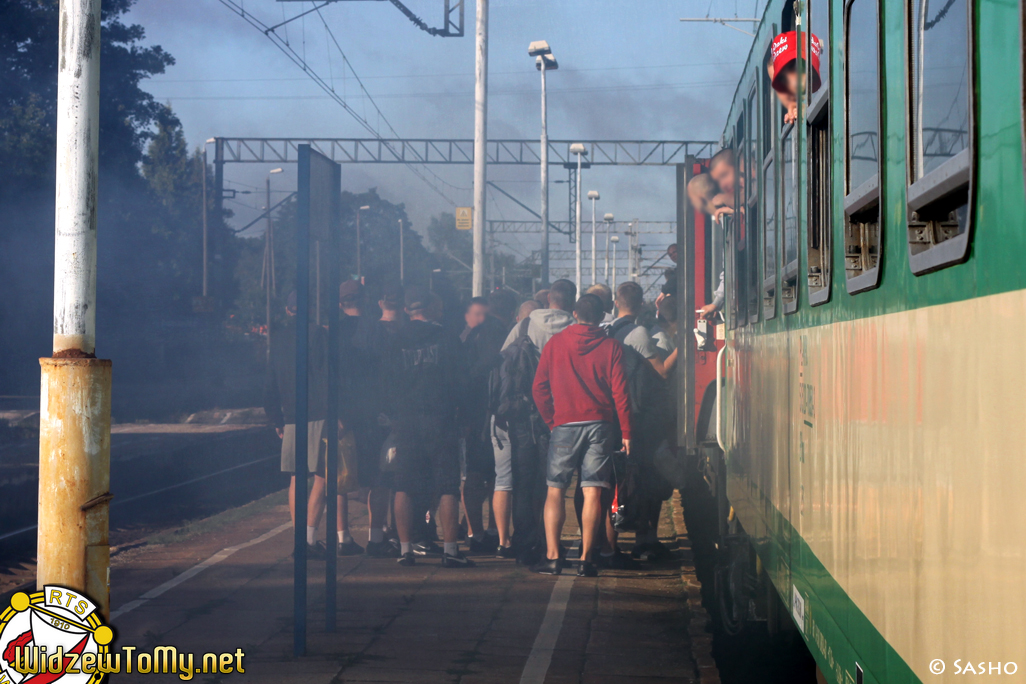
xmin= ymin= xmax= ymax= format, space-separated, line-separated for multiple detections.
xmin=716 ymin=344 xmax=726 ymax=453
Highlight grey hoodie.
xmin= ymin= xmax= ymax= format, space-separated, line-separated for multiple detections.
xmin=500 ymin=308 xmax=574 ymax=353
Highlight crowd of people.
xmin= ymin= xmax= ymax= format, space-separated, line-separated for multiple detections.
xmin=264 ymin=274 xmax=682 ymax=576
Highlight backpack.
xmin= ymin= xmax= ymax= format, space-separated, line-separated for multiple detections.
xmin=488 ymin=318 xmax=542 ymax=424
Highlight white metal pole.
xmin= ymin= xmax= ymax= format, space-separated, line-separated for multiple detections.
xmin=590 ymin=197 xmax=597 ymax=286
xmin=356 ymin=209 xmax=362 ymax=279
xmin=399 ymin=219 xmax=405 ymax=284
xmin=575 ymin=154 xmax=582 ymax=292
xmin=40 ymin=0 xmax=112 ymax=618
xmin=202 ymin=149 xmax=209 ymax=298
xmin=540 ymin=64 xmax=549 ymax=286
xmin=612 ymin=241 xmax=618 ymax=292
xmin=604 ymin=221 xmax=611 ymax=284
xmin=472 ymin=0 xmax=488 ymax=296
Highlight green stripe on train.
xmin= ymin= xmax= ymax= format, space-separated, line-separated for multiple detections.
xmin=727 ymin=472 xmax=920 ymax=684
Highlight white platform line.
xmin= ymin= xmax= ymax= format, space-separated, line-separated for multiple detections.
xmin=520 ymin=575 xmax=575 ymax=684
xmin=110 ymin=522 xmax=291 ymax=620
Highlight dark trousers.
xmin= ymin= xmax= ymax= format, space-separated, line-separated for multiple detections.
xmin=508 ymin=417 xmax=549 ymax=559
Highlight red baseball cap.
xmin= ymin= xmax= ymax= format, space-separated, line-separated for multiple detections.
xmin=770 ymin=31 xmax=822 ymax=94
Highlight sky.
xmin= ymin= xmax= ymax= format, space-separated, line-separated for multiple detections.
xmin=128 ymin=0 xmax=760 ymax=284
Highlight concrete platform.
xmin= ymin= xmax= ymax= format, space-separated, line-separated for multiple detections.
xmin=107 ymin=491 xmax=718 ymax=684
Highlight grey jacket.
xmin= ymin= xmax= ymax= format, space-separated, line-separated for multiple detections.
xmin=501 ymin=308 xmax=574 ymax=353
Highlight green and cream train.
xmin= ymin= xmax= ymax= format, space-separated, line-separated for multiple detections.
xmin=673 ymin=0 xmax=1026 ymax=682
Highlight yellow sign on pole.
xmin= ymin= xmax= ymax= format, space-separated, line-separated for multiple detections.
xmin=456 ymin=207 xmax=473 ymax=230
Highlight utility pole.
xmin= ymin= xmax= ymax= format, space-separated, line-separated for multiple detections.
xmin=39 ymin=0 xmax=112 ymax=619
xmin=202 ymin=148 xmax=209 ymax=297
xmin=265 ymin=176 xmax=272 ymax=362
xmin=399 ymin=219 xmax=405 ymax=283
xmin=604 ymin=213 xmax=614 ymax=285
xmin=588 ymin=190 xmax=599 ymax=286
xmin=471 ymin=0 xmax=488 ymax=296
xmin=570 ymin=144 xmax=587 ymax=292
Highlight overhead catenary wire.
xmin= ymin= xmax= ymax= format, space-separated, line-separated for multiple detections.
xmin=217 ymin=0 xmax=462 ymax=205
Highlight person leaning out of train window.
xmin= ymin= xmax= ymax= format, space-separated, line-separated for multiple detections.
xmin=699 ymin=270 xmax=726 ymax=322
xmin=768 ymin=30 xmax=823 ymax=125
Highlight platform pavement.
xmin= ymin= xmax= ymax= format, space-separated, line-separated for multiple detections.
xmin=107 ymin=491 xmax=712 ymax=683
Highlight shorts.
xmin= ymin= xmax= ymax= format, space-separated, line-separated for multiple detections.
xmin=352 ymin=422 xmax=388 ymax=489
xmin=546 ymin=422 xmax=614 ymax=490
xmin=463 ymin=428 xmax=496 ymax=480
xmin=393 ymin=414 xmax=460 ymax=498
xmin=280 ymin=420 xmax=327 ymax=475
xmin=491 ymin=417 xmax=513 ymax=492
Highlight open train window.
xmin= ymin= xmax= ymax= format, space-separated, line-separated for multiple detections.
xmin=808 ymin=0 xmax=831 ymax=305
xmin=904 ymin=0 xmax=975 ymax=274
xmin=844 ymin=0 xmax=882 ymax=293
xmin=747 ymin=88 xmax=760 ymax=324
xmin=762 ymin=47 xmax=779 ymax=320
xmin=781 ymin=125 xmax=798 ymax=312
xmin=732 ymin=117 xmax=748 ymax=328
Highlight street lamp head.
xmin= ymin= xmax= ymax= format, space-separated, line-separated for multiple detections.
xmin=528 ymin=40 xmax=552 ymax=56
xmin=269 ymin=168 xmax=283 ymax=175
xmin=569 ymin=143 xmax=588 ymax=156
xmin=205 ymin=137 xmax=216 ymax=144
xmin=587 ymin=190 xmax=600 ymax=200
xmin=359 ymin=205 xmax=371 ymax=210
xmin=535 ymin=54 xmax=558 ymax=71
xmin=604 ymin=213 xmax=614 ymax=222
xmin=610 ymin=235 xmax=620 ymax=244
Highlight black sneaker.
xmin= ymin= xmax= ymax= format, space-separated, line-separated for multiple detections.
xmin=366 ymin=540 xmax=400 ymax=558
xmin=495 ymin=545 xmax=516 ymax=559
xmin=412 ymin=541 xmax=443 ymax=556
xmin=337 ymin=540 xmax=364 ymax=556
xmin=441 ymin=551 xmax=475 ymax=568
xmin=531 ymin=558 xmax=561 ymax=575
xmin=397 ymin=552 xmax=416 ymax=566
xmin=600 ymin=550 xmax=640 ymax=570
xmin=467 ymin=536 xmax=492 ymax=554
xmin=577 ymin=560 xmax=598 ymax=577
xmin=293 ymin=541 xmax=326 ymax=560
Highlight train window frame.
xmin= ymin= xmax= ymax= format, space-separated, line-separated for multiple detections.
xmin=781 ymin=122 xmax=799 ymax=313
xmin=807 ymin=0 xmax=830 ymax=123
xmin=808 ymin=102 xmax=832 ymax=305
xmin=903 ymin=0 xmax=976 ymax=275
xmin=747 ymin=86 xmax=761 ymax=324
xmin=732 ymin=116 xmax=747 ymax=329
xmin=762 ymin=122 xmax=778 ymax=321
xmin=843 ymin=0 xmax=883 ymax=294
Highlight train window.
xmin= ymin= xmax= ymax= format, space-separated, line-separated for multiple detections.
xmin=808 ymin=0 xmax=831 ymax=306
xmin=808 ymin=0 xmax=830 ymax=121
xmin=747 ymin=88 xmax=760 ymax=324
xmin=904 ymin=0 xmax=974 ymax=274
xmin=762 ymin=146 xmax=778 ymax=320
xmin=844 ymin=0 xmax=882 ymax=293
xmin=782 ymin=125 xmax=799 ymax=312
xmin=808 ymin=109 xmax=832 ymax=304
xmin=733 ymin=118 xmax=748 ymax=328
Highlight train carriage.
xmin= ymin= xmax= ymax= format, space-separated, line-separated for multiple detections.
xmin=674 ymin=0 xmax=1026 ymax=681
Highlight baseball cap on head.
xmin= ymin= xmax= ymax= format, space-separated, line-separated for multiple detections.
xmin=770 ymin=31 xmax=822 ymax=94
xmin=404 ymin=285 xmax=430 ymax=312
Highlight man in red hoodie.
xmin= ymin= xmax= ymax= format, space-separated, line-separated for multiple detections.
xmin=531 ymin=293 xmax=632 ymax=577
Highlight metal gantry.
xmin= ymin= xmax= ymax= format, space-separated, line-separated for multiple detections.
xmin=215 ymin=138 xmax=717 ymax=166
xmin=488 ymin=220 xmax=675 ymax=234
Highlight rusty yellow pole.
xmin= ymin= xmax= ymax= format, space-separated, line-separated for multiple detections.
xmin=37 ymin=0 xmax=112 ymax=620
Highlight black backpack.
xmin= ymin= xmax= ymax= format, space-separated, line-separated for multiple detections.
xmin=488 ymin=318 xmax=542 ymax=425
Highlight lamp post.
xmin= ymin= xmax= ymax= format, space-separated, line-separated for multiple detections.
xmin=529 ymin=41 xmax=557 ymax=285
xmin=356 ymin=205 xmax=370 ymax=279
xmin=399 ymin=219 xmax=405 ymax=284
xmin=610 ymin=234 xmax=620 ymax=292
xmin=587 ymin=190 xmax=599 ymax=285
xmin=265 ymin=168 xmax=283 ymax=361
xmin=604 ymin=213 xmax=614 ymax=284
xmin=202 ymin=138 xmax=216 ymax=298
xmin=570 ymin=143 xmax=588 ymax=292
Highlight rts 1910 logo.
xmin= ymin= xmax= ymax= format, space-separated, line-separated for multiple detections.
xmin=0 ymin=586 xmax=113 ymax=684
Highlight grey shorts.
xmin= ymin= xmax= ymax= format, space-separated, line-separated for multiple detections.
xmin=546 ymin=422 xmax=614 ymax=489
xmin=491 ymin=417 xmax=513 ymax=492
xmin=280 ymin=420 xmax=327 ymax=474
